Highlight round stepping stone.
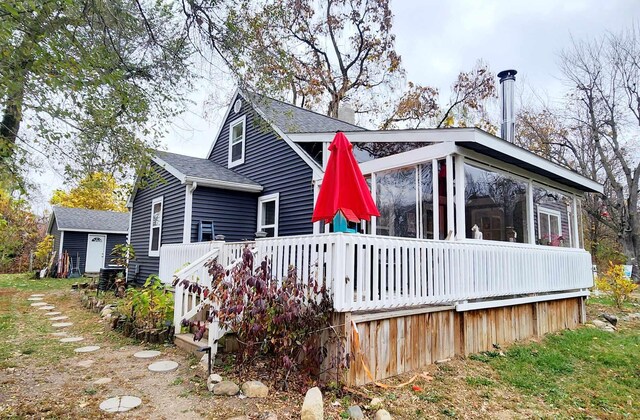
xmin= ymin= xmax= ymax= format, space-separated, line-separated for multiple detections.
xmin=51 ymin=332 xmax=68 ymax=337
xmin=99 ymin=396 xmax=142 ymax=413
xmin=49 ymin=316 xmax=69 ymax=321
xmin=94 ymin=377 xmax=112 ymax=385
xmin=38 ymin=306 xmax=55 ymax=310
xmin=133 ymin=350 xmax=161 ymax=359
xmin=60 ymin=337 xmax=84 ymax=343
xmin=30 ymin=294 xmax=45 ymax=297
xmin=77 ymin=360 xmax=94 ymax=368
xmin=75 ymin=345 xmax=100 ymax=353
xmin=52 ymin=322 xmax=73 ymax=328
xmin=148 ymin=360 xmax=179 ymax=372
xmin=44 ymin=311 xmax=62 ymax=316
xmin=27 ymin=297 xmax=43 ymax=301
xmin=30 ymin=302 xmax=48 ymax=307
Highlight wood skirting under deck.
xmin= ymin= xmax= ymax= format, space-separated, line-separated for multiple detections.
xmin=327 ymin=296 xmax=585 ymax=386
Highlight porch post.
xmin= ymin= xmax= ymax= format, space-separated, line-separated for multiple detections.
xmin=370 ymin=173 xmax=377 ymax=235
xmin=454 ymin=155 xmax=465 ymax=239
xmin=572 ymin=195 xmax=580 ymax=248
xmin=446 ymin=155 xmax=454 ymax=238
xmin=527 ymin=180 xmax=535 ymax=244
xmin=432 ymin=159 xmax=440 ymax=240
xmin=183 ymin=183 xmax=195 ymax=244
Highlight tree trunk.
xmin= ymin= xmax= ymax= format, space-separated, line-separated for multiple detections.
xmin=0 ymin=80 xmax=25 ymax=160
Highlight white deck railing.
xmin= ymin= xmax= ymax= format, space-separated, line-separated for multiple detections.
xmin=166 ymin=233 xmax=593 ymax=320
xmin=253 ymin=233 xmax=594 ymax=312
xmin=159 ymin=241 xmax=224 ymax=284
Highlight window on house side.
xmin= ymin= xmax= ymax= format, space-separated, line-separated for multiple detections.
xmin=537 ymin=207 xmax=561 ymax=245
xmin=149 ymin=197 xmax=163 ymax=256
xmin=257 ymin=193 xmax=279 ymax=237
xmin=228 ymin=116 xmax=246 ymax=168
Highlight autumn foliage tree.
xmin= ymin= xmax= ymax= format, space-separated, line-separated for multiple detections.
xmin=214 ymin=0 xmax=403 ymax=118
xmin=50 ymin=172 xmax=127 ymax=212
xmin=0 ymin=189 xmax=43 ymax=272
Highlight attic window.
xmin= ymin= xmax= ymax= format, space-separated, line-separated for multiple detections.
xmin=233 ymin=99 xmax=242 ymax=113
xmin=228 ymin=115 xmax=246 ymax=168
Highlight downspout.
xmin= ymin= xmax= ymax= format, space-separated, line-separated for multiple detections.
xmin=183 ymin=182 xmax=197 ymax=244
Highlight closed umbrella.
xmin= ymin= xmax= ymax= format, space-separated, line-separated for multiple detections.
xmin=312 ymin=132 xmax=379 ymax=229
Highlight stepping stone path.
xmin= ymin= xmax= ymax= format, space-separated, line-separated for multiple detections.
xmin=60 ymin=337 xmax=84 ymax=343
xmin=38 ymin=306 xmax=55 ymax=310
xmin=133 ymin=350 xmax=161 ymax=359
xmin=99 ymin=396 xmax=142 ymax=413
xmin=75 ymin=345 xmax=100 ymax=353
xmin=52 ymin=322 xmax=73 ymax=328
xmin=31 ymin=302 xmax=48 ymax=307
xmin=51 ymin=332 xmax=68 ymax=337
xmin=94 ymin=377 xmax=112 ymax=385
xmin=27 ymin=297 xmax=43 ymax=301
xmin=49 ymin=316 xmax=69 ymax=321
xmin=148 ymin=360 xmax=179 ymax=373
xmin=44 ymin=312 xmax=62 ymax=316
xmin=77 ymin=360 xmax=95 ymax=368
xmin=30 ymin=294 xmax=45 ymax=297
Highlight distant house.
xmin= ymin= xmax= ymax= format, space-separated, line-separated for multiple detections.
xmin=47 ymin=206 xmax=129 ymax=275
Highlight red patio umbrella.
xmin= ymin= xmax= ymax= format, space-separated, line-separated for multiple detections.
xmin=312 ymin=132 xmax=380 ymax=224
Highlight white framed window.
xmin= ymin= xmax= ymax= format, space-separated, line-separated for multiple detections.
xmin=149 ymin=197 xmax=163 ymax=256
xmin=228 ymin=115 xmax=246 ymax=168
xmin=257 ymin=193 xmax=279 ymax=237
xmin=537 ymin=206 xmax=561 ymax=245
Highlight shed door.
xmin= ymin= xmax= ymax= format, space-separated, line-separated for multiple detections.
xmin=86 ymin=234 xmax=107 ymax=272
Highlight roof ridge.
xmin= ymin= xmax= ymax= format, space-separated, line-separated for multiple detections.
xmin=243 ymin=90 xmax=366 ymax=131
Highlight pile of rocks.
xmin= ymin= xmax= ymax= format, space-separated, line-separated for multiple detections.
xmin=300 ymin=387 xmax=392 ymax=420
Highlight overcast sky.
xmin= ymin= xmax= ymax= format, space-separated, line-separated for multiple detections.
xmin=28 ymin=0 xmax=640 ymax=213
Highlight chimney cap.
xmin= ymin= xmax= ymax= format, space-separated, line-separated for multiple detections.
xmin=498 ymin=69 xmax=517 ymax=82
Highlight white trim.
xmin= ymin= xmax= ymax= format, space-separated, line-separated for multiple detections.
xmin=432 ymin=159 xmax=439 ymax=240
xmin=151 ymin=156 xmax=262 ymax=193
xmin=58 ymin=228 xmax=129 ymax=234
xmin=257 ymin=193 xmax=280 ymax=237
xmin=58 ymin=231 xmax=64 ymax=258
xmin=527 ymin=180 xmax=535 ymax=244
xmin=206 ymin=89 xmax=241 ymax=160
xmin=291 ymin=128 xmax=602 ymax=194
xmin=458 ymin=147 xmax=586 ymax=196
xmin=85 ymin=233 xmax=107 ymax=272
xmin=356 ymin=142 xmax=456 ymax=178
xmin=183 ymin=176 xmax=262 ymax=193
xmin=446 ymin=154 xmax=454 ymax=236
xmin=183 ymin=183 xmax=196 ymax=244
xmin=572 ymin=196 xmax=580 ymax=249
xmin=454 ymin=154 xmax=466 ymax=239
xmin=149 ymin=196 xmax=164 ymax=257
xmin=455 ymin=290 xmax=590 ymax=312
xmin=228 ymin=115 xmax=246 ymax=168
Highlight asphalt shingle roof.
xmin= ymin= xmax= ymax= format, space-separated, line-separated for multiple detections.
xmin=52 ymin=206 xmax=129 ymax=233
xmin=155 ymin=151 xmax=261 ymax=187
xmin=245 ymin=91 xmax=366 ymax=134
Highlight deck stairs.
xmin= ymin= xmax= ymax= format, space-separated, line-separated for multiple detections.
xmin=171 ymin=243 xmax=255 ymax=362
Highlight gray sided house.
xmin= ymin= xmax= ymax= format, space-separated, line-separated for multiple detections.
xmin=47 ymin=206 xmax=129 ymax=274
xmin=126 ymin=90 xmax=362 ymax=284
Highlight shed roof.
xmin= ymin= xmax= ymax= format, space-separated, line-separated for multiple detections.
xmin=51 ymin=206 xmax=129 ymax=233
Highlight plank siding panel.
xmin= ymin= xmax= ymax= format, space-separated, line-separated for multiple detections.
xmin=128 ymin=163 xmax=185 ymax=285
xmin=104 ymin=233 xmax=127 ymax=268
xmin=61 ymin=231 xmax=89 ymax=273
xmin=49 ymin=215 xmax=62 ymax=258
xmin=208 ymin=99 xmax=315 ymax=237
xmin=190 ymin=186 xmax=257 ymax=242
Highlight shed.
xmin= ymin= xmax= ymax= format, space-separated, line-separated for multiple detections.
xmin=47 ymin=206 xmax=129 ymax=275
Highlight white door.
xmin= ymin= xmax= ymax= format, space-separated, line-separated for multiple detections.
xmin=86 ymin=234 xmax=107 ymax=272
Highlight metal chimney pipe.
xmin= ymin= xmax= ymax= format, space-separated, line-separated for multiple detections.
xmin=497 ymin=69 xmax=517 ymax=142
